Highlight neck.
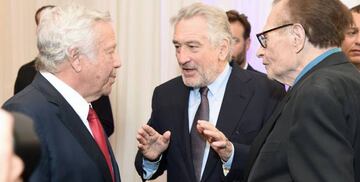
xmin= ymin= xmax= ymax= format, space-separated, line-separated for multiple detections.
xmin=286 ymin=46 xmax=337 ymax=86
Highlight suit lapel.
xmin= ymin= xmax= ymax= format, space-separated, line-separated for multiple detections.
xmin=32 ymin=73 xmax=113 ymax=182
xmin=202 ymin=65 xmax=254 ymax=181
xmin=242 ymin=88 xmax=292 ymax=181
xmin=176 ymin=84 xmax=198 ymax=181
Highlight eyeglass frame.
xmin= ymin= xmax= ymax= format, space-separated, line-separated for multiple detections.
xmin=256 ymin=23 xmax=294 ymax=48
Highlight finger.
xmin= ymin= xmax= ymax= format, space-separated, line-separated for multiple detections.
xmin=136 ymin=134 xmax=148 ymax=145
xmin=162 ymin=131 xmax=171 ymax=143
xmin=137 ymin=127 xmax=150 ymax=139
xmin=142 ymin=124 xmax=159 ymax=136
xmin=197 ymin=120 xmax=217 ymax=132
xmin=137 ymin=143 xmax=145 ymax=150
xmin=211 ymin=141 xmax=227 ymax=149
xmin=202 ymin=129 xmax=223 ymax=141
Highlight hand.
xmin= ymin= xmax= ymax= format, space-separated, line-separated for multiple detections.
xmin=196 ymin=120 xmax=233 ymax=161
xmin=136 ymin=124 xmax=171 ymax=161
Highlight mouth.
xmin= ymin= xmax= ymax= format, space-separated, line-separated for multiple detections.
xmin=181 ymin=67 xmax=197 ymax=77
xmin=349 ymin=49 xmax=360 ymax=56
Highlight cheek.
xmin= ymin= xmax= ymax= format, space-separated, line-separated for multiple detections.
xmin=342 ymin=38 xmax=354 ymax=52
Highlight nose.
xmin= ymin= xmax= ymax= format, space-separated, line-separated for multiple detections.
xmin=176 ymin=47 xmax=191 ymax=65
xmin=114 ymin=52 xmax=122 ymax=68
xmin=355 ymin=33 xmax=360 ymax=46
xmin=256 ymin=47 xmax=264 ymax=58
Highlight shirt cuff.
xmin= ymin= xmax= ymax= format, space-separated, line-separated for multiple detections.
xmin=222 ymin=143 xmax=234 ymax=176
xmin=142 ymin=155 xmax=162 ymax=179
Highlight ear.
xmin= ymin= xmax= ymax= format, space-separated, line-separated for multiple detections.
xmin=245 ymin=38 xmax=251 ymax=51
xmin=218 ymin=39 xmax=230 ymax=61
xmin=291 ymin=24 xmax=306 ymax=53
xmin=68 ymin=48 xmax=82 ymax=73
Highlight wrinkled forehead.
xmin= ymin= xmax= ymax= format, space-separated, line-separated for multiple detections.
xmin=264 ymin=0 xmax=290 ymax=30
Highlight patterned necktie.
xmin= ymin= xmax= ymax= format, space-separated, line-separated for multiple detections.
xmin=190 ymin=87 xmax=209 ymax=182
xmin=87 ymin=107 xmax=114 ymax=182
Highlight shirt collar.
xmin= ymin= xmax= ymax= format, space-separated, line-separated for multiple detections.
xmin=243 ymin=61 xmax=248 ymax=70
xmin=294 ymin=48 xmax=341 ymax=85
xmin=40 ymin=71 xmax=90 ymax=122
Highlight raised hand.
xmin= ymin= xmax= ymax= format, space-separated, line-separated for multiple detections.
xmin=136 ymin=124 xmax=171 ymax=161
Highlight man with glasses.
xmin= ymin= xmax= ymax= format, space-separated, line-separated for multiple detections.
xmin=243 ymin=0 xmax=360 ymax=181
xmin=342 ymin=4 xmax=360 ymax=70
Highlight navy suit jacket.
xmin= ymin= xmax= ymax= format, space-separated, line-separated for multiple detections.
xmin=3 ymin=73 xmax=121 ymax=182
xmin=244 ymin=52 xmax=360 ymax=182
xmin=135 ymin=63 xmax=285 ymax=182
xmin=14 ymin=60 xmax=114 ymax=136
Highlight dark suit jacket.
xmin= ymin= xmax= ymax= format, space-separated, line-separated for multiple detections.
xmin=14 ymin=60 xmax=114 ymax=136
xmin=3 ymin=73 xmax=121 ymax=182
xmin=246 ymin=64 xmax=256 ymax=72
xmin=135 ymin=63 xmax=285 ymax=182
xmin=244 ymin=52 xmax=360 ymax=182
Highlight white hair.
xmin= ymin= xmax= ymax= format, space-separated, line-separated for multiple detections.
xmin=36 ymin=4 xmax=111 ymax=73
xmin=170 ymin=3 xmax=233 ymax=61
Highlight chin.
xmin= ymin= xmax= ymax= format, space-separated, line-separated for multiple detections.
xmin=182 ymin=77 xmax=201 ymax=88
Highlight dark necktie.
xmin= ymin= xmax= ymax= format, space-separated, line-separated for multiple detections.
xmin=87 ymin=107 xmax=114 ymax=182
xmin=190 ymin=87 xmax=209 ymax=182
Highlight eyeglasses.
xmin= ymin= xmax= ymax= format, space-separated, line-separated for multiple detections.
xmin=256 ymin=23 xmax=293 ymax=48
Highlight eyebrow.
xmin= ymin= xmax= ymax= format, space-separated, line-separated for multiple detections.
xmin=172 ymin=40 xmax=201 ymax=45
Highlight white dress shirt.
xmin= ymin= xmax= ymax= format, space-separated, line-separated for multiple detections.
xmin=40 ymin=71 xmax=93 ymax=136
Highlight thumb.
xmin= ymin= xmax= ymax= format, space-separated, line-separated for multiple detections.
xmin=162 ymin=131 xmax=171 ymax=143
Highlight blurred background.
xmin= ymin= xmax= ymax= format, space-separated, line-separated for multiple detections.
xmin=0 ymin=0 xmax=358 ymax=181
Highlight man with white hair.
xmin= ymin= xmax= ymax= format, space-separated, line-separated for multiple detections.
xmin=134 ymin=3 xmax=285 ymax=182
xmin=3 ymin=5 xmax=121 ymax=182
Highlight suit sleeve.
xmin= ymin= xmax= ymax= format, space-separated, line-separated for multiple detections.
xmin=134 ymin=87 xmax=168 ymax=181
xmin=287 ymin=84 xmax=354 ymax=182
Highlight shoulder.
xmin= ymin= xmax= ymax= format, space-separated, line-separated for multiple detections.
xmin=232 ymin=65 xmax=285 ymax=92
xmin=154 ymin=76 xmax=186 ymax=93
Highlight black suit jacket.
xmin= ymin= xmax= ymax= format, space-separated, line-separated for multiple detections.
xmin=135 ymin=63 xmax=285 ymax=182
xmin=3 ymin=73 xmax=121 ymax=182
xmin=246 ymin=64 xmax=256 ymax=72
xmin=14 ymin=60 xmax=114 ymax=136
xmin=244 ymin=52 xmax=360 ymax=182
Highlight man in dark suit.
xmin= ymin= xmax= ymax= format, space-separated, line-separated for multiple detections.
xmin=134 ymin=3 xmax=285 ymax=182
xmin=243 ymin=0 xmax=360 ymax=181
xmin=3 ymin=5 xmax=121 ymax=182
xmin=14 ymin=5 xmax=115 ymax=137
xmin=226 ymin=10 xmax=256 ymax=71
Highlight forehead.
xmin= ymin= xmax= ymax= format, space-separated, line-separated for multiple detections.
xmin=94 ymin=22 xmax=116 ymax=47
xmin=230 ymin=22 xmax=245 ymax=34
xmin=352 ymin=12 xmax=360 ymax=26
xmin=264 ymin=1 xmax=288 ymax=29
xmin=173 ymin=16 xmax=209 ymax=42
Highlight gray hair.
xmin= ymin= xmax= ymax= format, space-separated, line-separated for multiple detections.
xmin=170 ymin=3 xmax=233 ymax=61
xmin=36 ymin=4 xmax=111 ymax=73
